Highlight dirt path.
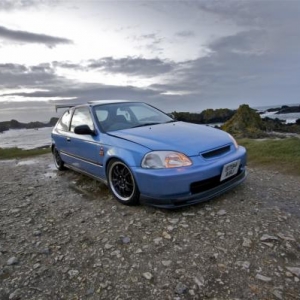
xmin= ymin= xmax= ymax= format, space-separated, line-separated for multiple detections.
xmin=0 ymin=154 xmax=300 ymax=300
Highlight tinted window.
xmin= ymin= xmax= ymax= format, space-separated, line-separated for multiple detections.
xmin=94 ymin=102 xmax=172 ymax=132
xmin=56 ymin=110 xmax=71 ymax=131
xmin=70 ymin=107 xmax=94 ymax=133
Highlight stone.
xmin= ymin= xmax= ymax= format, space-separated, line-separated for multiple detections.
xmin=194 ymin=275 xmax=205 ymax=289
xmin=255 ymin=274 xmax=272 ymax=282
xmin=277 ymin=233 xmax=295 ymax=241
xmin=242 ymin=238 xmax=252 ymax=247
xmin=142 ymin=272 xmax=153 ymax=280
xmin=9 ymin=289 xmax=21 ymax=300
xmin=68 ymin=269 xmax=79 ymax=278
xmin=104 ymin=243 xmax=114 ymax=250
xmin=7 ymin=257 xmax=18 ymax=266
xmin=260 ymin=234 xmax=278 ymax=242
xmin=162 ymin=260 xmax=172 ymax=267
xmin=272 ymin=290 xmax=283 ymax=300
xmin=286 ymin=267 xmax=300 ymax=277
xmin=236 ymin=261 xmax=250 ymax=269
xmin=175 ymin=282 xmax=188 ymax=294
xmin=168 ymin=218 xmax=179 ymax=224
xmin=217 ymin=209 xmax=227 ymax=216
xmin=162 ymin=231 xmax=171 ymax=239
xmin=154 ymin=237 xmax=163 ymax=245
xmin=120 ymin=236 xmax=131 ymax=244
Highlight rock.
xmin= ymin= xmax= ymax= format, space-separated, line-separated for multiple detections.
xmin=33 ymin=263 xmax=40 ymax=269
xmin=277 ymin=233 xmax=295 ymax=241
xmin=154 ymin=237 xmax=163 ymax=245
xmin=194 ymin=275 xmax=205 ymax=289
xmin=162 ymin=231 xmax=171 ymax=239
xmin=104 ymin=243 xmax=114 ymax=250
xmin=242 ymin=238 xmax=252 ymax=247
xmin=272 ymin=290 xmax=283 ymax=300
xmin=236 ymin=261 xmax=250 ymax=269
xmin=260 ymin=234 xmax=278 ymax=242
xmin=142 ymin=272 xmax=153 ymax=280
xmin=162 ymin=260 xmax=172 ymax=267
xmin=33 ymin=230 xmax=42 ymax=236
xmin=120 ymin=236 xmax=131 ymax=244
xmin=68 ymin=269 xmax=79 ymax=278
xmin=168 ymin=218 xmax=179 ymax=224
xmin=255 ymin=274 xmax=272 ymax=282
xmin=217 ymin=209 xmax=226 ymax=216
xmin=175 ymin=282 xmax=188 ymax=294
xmin=9 ymin=289 xmax=21 ymax=300
xmin=286 ymin=267 xmax=300 ymax=277
xmin=7 ymin=257 xmax=18 ymax=266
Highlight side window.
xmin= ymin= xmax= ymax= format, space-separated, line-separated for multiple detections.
xmin=56 ymin=110 xmax=71 ymax=131
xmin=70 ymin=107 xmax=94 ymax=133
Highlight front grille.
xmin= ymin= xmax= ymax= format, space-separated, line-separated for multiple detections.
xmin=190 ymin=168 xmax=242 ymax=194
xmin=201 ymin=145 xmax=230 ymax=159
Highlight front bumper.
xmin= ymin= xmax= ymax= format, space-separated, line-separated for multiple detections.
xmin=140 ymin=168 xmax=247 ymax=209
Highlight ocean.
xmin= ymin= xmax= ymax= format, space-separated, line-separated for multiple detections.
xmin=0 ymin=103 xmax=299 ymax=150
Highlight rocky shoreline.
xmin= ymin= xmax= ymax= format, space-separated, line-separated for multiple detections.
xmin=0 ymin=154 xmax=300 ymax=299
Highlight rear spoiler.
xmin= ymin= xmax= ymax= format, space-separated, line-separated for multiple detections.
xmin=55 ymin=104 xmax=76 ymax=112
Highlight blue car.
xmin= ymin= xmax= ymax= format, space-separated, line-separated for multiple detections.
xmin=51 ymin=100 xmax=247 ymax=208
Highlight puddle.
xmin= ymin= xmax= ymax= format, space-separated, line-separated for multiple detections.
xmin=43 ymin=171 xmax=57 ymax=178
xmin=17 ymin=159 xmax=39 ymax=166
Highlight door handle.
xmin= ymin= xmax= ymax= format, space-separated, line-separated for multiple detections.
xmin=66 ymin=137 xmax=71 ymax=142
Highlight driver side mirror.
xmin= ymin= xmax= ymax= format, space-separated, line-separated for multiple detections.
xmin=74 ymin=124 xmax=96 ymax=135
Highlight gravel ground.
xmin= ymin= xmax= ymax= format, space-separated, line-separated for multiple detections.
xmin=0 ymin=154 xmax=300 ymax=300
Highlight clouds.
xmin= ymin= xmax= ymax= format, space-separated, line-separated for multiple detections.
xmin=0 ymin=0 xmax=58 ymax=11
xmin=0 ymin=25 xmax=72 ymax=47
xmin=0 ymin=0 xmax=300 ymax=118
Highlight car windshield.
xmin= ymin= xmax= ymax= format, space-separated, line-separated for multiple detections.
xmin=93 ymin=102 xmax=174 ymax=132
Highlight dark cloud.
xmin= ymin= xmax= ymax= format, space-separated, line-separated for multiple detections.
xmin=0 ymin=0 xmax=58 ymax=11
xmin=0 ymin=25 xmax=72 ymax=47
xmin=0 ymin=62 xmax=68 ymax=89
xmin=54 ymin=57 xmax=174 ymax=77
xmin=175 ymin=30 xmax=195 ymax=38
xmin=87 ymin=57 xmax=173 ymax=77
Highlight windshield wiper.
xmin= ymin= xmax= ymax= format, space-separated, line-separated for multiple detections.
xmin=131 ymin=122 xmax=161 ymax=128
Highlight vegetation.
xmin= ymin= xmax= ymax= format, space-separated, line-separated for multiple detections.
xmin=238 ymin=138 xmax=300 ymax=176
xmin=0 ymin=147 xmax=51 ymax=160
xmin=172 ymin=108 xmax=235 ymax=124
xmin=222 ymin=104 xmax=266 ymax=138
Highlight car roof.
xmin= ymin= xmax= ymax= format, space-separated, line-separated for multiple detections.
xmin=55 ymin=100 xmax=134 ymax=111
xmin=88 ymin=100 xmax=132 ymax=106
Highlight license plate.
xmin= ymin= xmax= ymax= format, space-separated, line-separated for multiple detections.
xmin=220 ymin=159 xmax=240 ymax=181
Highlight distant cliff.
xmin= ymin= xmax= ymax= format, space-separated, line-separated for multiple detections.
xmin=0 ymin=118 xmax=58 ymax=133
xmin=172 ymin=108 xmax=235 ymax=124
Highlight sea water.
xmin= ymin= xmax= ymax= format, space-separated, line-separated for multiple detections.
xmin=0 ymin=127 xmax=52 ymax=150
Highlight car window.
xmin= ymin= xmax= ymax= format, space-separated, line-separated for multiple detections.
xmin=117 ymin=108 xmax=131 ymax=121
xmin=130 ymin=105 xmax=165 ymax=122
xmin=56 ymin=110 xmax=72 ymax=131
xmin=95 ymin=109 xmax=108 ymax=122
xmin=70 ymin=107 xmax=94 ymax=132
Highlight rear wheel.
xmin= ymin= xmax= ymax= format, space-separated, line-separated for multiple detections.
xmin=53 ymin=147 xmax=65 ymax=171
xmin=107 ymin=159 xmax=140 ymax=205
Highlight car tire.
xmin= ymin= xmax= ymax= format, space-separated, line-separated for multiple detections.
xmin=107 ymin=159 xmax=140 ymax=205
xmin=53 ymin=147 xmax=65 ymax=171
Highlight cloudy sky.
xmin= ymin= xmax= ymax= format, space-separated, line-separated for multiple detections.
xmin=0 ymin=0 xmax=300 ymax=122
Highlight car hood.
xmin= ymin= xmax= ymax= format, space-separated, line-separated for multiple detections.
xmin=109 ymin=122 xmax=232 ymax=156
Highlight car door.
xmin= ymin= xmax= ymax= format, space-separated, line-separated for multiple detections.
xmin=67 ymin=106 xmax=103 ymax=178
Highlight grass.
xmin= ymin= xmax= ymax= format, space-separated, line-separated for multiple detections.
xmin=238 ymin=137 xmax=300 ymax=176
xmin=0 ymin=147 xmax=51 ymax=160
xmin=0 ymin=138 xmax=299 ymax=176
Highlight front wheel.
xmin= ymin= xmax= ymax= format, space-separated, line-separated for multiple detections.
xmin=107 ymin=159 xmax=140 ymax=205
xmin=53 ymin=147 xmax=65 ymax=171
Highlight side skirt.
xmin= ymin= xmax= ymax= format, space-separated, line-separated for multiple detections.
xmin=64 ymin=163 xmax=108 ymax=186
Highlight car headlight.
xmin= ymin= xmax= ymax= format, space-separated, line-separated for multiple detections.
xmin=228 ymin=134 xmax=238 ymax=149
xmin=141 ymin=151 xmax=192 ymax=169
